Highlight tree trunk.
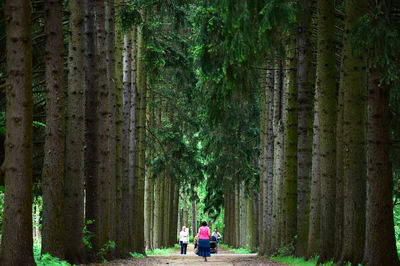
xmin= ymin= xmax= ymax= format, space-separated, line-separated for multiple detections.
xmin=121 ymin=31 xmax=132 ymax=256
xmin=306 ymin=87 xmax=320 ymax=259
xmin=0 ymin=0 xmax=35 ymax=264
xmin=41 ymin=0 xmax=65 ymax=258
xmin=94 ymin=0 xmax=110 ymax=249
xmin=129 ymin=27 xmax=137 ymax=251
xmin=114 ymin=0 xmax=124 ymax=257
xmin=282 ymin=35 xmax=298 ymax=246
xmin=153 ymin=176 xmax=161 ymax=248
xmin=334 ymin=49 xmax=345 ymax=260
xmin=340 ymin=0 xmax=367 ymax=263
xmin=363 ymin=63 xmax=400 ymax=266
xmin=64 ymin=0 xmax=86 ymax=262
xmin=191 ymin=194 xmax=197 ymax=238
xmin=259 ymin=63 xmax=268 ymax=255
xmin=316 ymin=0 xmax=336 ymax=262
xmin=271 ymin=60 xmax=283 ymax=251
xmin=266 ymin=62 xmax=275 ymax=252
xmin=133 ymin=8 xmax=146 ymax=253
xmin=84 ymin=0 xmax=100 ymax=258
xmin=295 ymin=0 xmax=313 ymax=257
xmin=105 ymin=0 xmax=116 ymax=255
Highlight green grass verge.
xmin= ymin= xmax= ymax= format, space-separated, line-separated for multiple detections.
xmin=146 ymin=246 xmax=178 ymax=255
xmin=220 ymin=244 xmax=253 ymax=254
xmin=270 ymin=255 xmax=336 ymax=266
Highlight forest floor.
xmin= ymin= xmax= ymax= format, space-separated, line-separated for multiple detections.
xmin=95 ymin=244 xmax=286 ymax=266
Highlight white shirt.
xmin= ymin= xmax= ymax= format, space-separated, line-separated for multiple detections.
xmin=180 ymin=230 xmax=189 ymax=243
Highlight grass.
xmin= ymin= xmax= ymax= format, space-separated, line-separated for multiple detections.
xmin=220 ymin=244 xmax=253 ymax=254
xmin=146 ymin=246 xmax=178 ymax=255
xmin=270 ymin=255 xmax=322 ymax=266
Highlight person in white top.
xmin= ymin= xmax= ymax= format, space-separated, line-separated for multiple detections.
xmin=179 ymin=226 xmax=189 ymax=254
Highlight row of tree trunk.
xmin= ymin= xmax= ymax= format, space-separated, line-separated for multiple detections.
xmin=0 ymin=0 xmax=148 ymax=264
xmin=223 ymin=1 xmax=399 ymax=265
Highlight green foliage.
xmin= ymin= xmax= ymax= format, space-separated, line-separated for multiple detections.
xmin=353 ymin=0 xmax=400 ymax=84
xmin=270 ymin=255 xmax=334 ymax=266
xmin=130 ymin=252 xmax=146 ymax=258
xmin=99 ymin=240 xmax=116 ymax=258
xmin=146 ymin=247 xmax=177 ymax=255
xmin=83 ymin=219 xmax=95 ymax=250
xmin=393 ymin=204 xmax=400 ymax=254
xmin=34 ymin=242 xmax=72 ymax=266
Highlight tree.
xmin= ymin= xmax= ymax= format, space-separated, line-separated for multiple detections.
xmin=94 ymin=0 xmax=110 ymax=250
xmin=132 ymin=7 xmax=146 ymax=254
xmin=0 ymin=0 xmax=35 ymax=264
xmin=295 ymin=0 xmax=313 ymax=257
xmin=41 ymin=0 xmax=65 ymax=258
xmin=64 ymin=0 xmax=86 ymax=262
xmin=316 ymin=0 xmax=337 ymax=262
xmin=84 ymin=0 xmax=100 ymax=256
xmin=282 ymin=34 xmax=298 ymax=246
xmin=340 ymin=0 xmax=367 ymax=263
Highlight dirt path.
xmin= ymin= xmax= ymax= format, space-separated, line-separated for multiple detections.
xmin=100 ymin=245 xmax=285 ymax=266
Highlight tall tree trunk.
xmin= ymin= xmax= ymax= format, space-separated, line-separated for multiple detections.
xmin=105 ymin=0 xmax=116 ymax=255
xmin=64 ymin=0 xmax=86 ymax=262
xmin=41 ymin=0 xmax=65 ymax=258
xmin=153 ymin=176 xmax=161 ymax=248
xmin=335 ymin=49 xmax=345 ymax=260
xmin=114 ymin=0 xmax=124 ymax=257
xmin=282 ymin=35 xmax=298 ymax=246
xmin=306 ymin=87 xmax=320 ymax=259
xmin=295 ymin=0 xmax=313 ymax=257
xmin=266 ymin=63 xmax=275 ymax=252
xmin=94 ymin=0 xmax=110 ymax=249
xmin=340 ymin=0 xmax=367 ymax=263
xmin=363 ymin=63 xmax=400 ymax=266
xmin=84 ymin=0 xmax=99 ymax=258
xmin=121 ymin=32 xmax=132 ymax=256
xmin=133 ymin=8 xmax=146 ymax=253
xmin=234 ymin=182 xmax=240 ymax=248
xmin=129 ymin=27 xmax=137 ymax=251
xmin=271 ymin=59 xmax=283 ymax=251
xmin=316 ymin=0 xmax=336 ymax=262
xmin=191 ymin=194 xmax=197 ymax=238
xmin=259 ymin=64 xmax=268 ymax=255
xmin=0 ymin=0 xmax=34 ymax=264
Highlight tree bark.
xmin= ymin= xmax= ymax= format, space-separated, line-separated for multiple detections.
xmin=363 ymin=63 xmax=400 ymax=266
xmin=282 ymin=35 xmax=298 ymax=246
xmin=64 ymin=0 xmax=86 ymax=262
xmin=316 ymin=0 xmax=337 ymax=262
xmin=94 ymin=0 xmax=110 ymax=249
xmin=84 ymin=0 xmax=99 ymax=257
xmin=133 ymin=8 xmax=146 ymax=253
xmin=307 ymin=86 xmax=320 ymax=259
xmin=295 ymin=0 xmax=313 ymax=257
xmin=41 ymin=0 xmax=65 ymax=258
xmin=121 ymin=31 xmax=132 ymax=256
xmin=105 ymin=0 xmax=116 ymax=255
xmin=0 ymin=0 xmax=35 ymax=264
xmin=340 ymin=0 xmax=367 ymax=263
xmin=114 ymin=0 xmax=124 ymax=257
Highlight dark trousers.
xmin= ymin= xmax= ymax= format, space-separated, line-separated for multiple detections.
xmin=180 ymin=241 xmax=188 ymax=254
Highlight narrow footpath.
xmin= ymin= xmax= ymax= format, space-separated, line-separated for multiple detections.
xmin=99 ymin=245 xmax=285 ymax=266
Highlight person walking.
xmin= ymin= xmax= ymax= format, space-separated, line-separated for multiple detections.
xmin=197 ymin=221 xmax=211 ymax=261
xmin=179 ymin=226 xmax=189 ymax=255
xmin=212 ymin=228 xmax=222 ymax=252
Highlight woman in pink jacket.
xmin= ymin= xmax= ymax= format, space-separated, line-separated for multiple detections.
xmin=197 ymin=221 xmax=211 ymax=261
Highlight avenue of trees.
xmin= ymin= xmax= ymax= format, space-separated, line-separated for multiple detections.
xmin=0 ymin=0 xmax=400 ymax=266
